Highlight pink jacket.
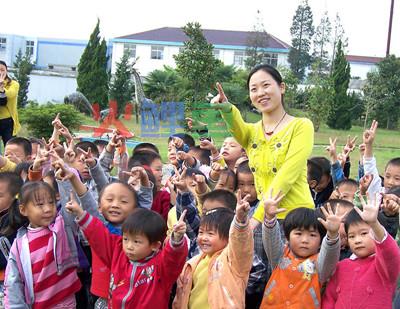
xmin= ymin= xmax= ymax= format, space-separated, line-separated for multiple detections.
xmin=322 ymin=232 xmax=400 ymax=308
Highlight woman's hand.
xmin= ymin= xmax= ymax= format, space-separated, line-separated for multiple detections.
xmin=209 ymin=83 xmax=231 ymax=112
xmin=263 ymin=189 xmax=286 ymax=221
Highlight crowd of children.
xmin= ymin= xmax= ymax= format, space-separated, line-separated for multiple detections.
xmin=0 ymin=111 xmax=398 ymax=309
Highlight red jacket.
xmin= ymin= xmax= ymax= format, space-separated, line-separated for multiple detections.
xmin=78 ymin=212 xmax=188 ymax=309
xmin=152 ymin=190 xmax=171 ymax=221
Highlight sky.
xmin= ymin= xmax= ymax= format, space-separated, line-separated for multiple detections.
xmin=3 ymin=0 xmax=399 ymax=57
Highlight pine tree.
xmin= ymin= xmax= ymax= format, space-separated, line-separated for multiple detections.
xmin=173 ymin=22 xmax=220 ymax=111
xmin=245 ymin=10 xmax=270 ymax=70
xmin=77 ymin=19 xmax=109 ymax=109
xmin=13 ymin=49 xmax=34 ymax=108
xmin=330 ymin=14 xmax=348 ymax=75
xmin=288 ymin=0 xmax=314 ymax=81
xmin=109 ymin=50 xmax=134 ymax=117
xmin=311 ymin=11 xmax=331 ymax=77
xmin=327 ymin=40 xmax=352 ymax=129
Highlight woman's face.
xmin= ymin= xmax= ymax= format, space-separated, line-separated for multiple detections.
xmin=249 ymin=69 xmax=285 ymax=114
xmin=0 ymin=64 xmax=7 ymax=76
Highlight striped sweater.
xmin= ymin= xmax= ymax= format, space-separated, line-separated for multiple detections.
xmin=27 ymin=226 xmax=81 ymax=308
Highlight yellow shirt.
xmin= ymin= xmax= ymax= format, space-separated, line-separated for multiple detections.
xmin=0 ymin=79 xmax=21 ymax=135
xmin=189 ymin=254 xmax=210 ymax=309
xmin=221 ymin=105 xmax=314 ymax=220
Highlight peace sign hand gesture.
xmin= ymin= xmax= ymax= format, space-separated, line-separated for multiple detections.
xmin=65 ymin=191 xmax=84 ymax=218
xmin=317 ymin=202 xmax=347 ymax=239
xmin=363 ymin=120 xmax=378 ymax=146
xmin=172 ymin=210 xmax=187 ymax=243
xmin=236 ymin=189 xmax=251 ymax=223
xmin=78 ymin=147 xmax=96 ymax=168
xmin=209 ymin=83 xmax=232 ymax=113
xmin=263 ymin=189 xmax=286 ymax=221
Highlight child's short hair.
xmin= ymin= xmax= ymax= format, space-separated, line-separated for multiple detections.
xmin=93 ymin=139 xmax=108 ymax=147
xmin=344 ymin=209 xmax=364 ymax=234
xmin=6 ymin=137 xmax=32 ymax=156
xmin=133 ymin=143 xmax=160 ymax=154
xmin=29 ymin=137 xmax=44 ymax=147
xmin=189 ymin=146 xmax=211 ymax=166
xmin=122 ymin=208 xmax=167 ymax=243
xmin=200 ymin=208 xmax=235 ymax=240
xmin=128 ymin=150 xmax=162 ymax=169
xmin=202 ymin=189 xmax=237 ymax=211
xmin=283 ymin=208 xmax=326 ymax=242
xmin=168 ymin=133 xmax=195 ymax=147
xmin=235 ymin=160 xmax=252 ymax=175
xmin=98 ymin=181 xmax=137 ymax=206
xmin=74 ymin=141 xmax=99 ymax=157
xmin=337 ymin=179 xmax=358 ymax=190
xmin=311 ymin=157 xmax=331 ymax=176
xmin=218 ymin=168 xmax=237 ymax=190
xmin=318 ymin=199 xmax=354 ymax=220
xmin=386 ymin=157 xmax=400 ymax=170
xmin=19 ymin=181 xmax=56 ymax=206
xmin=307 ymin=159 xmax=323 ymax=183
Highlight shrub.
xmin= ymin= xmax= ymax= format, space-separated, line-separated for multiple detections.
xmin=19 ymin=103 xmax=85 ymax=139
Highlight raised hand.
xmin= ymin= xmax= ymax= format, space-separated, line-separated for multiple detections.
xmin=363 ymin=120 xmax=378 ymax=145
xmin=185 ymin=117 xmax=208 ymax=131
xmin=318 ymin=202 xmax=347 ymax=238
xmin=106 ymin=129 xmax=124 ymax=152
xmin=263 ymin=189 xmax=286 ymax=220
xmin=199 ymin=138 xmax=217 ymax=152
xmin=171 ymin=166 xmax=188 ymax=192
xmin=53 ymin=158 xmax=74 ymax=182
xmin=359 ymin=174 xmax=373 ymax=195
xmin=343 ymin=135 xmax=358 ymax=155
xmin=176 ymin=151 xmax=188 ymax=162
xmin=236 ymin=189 xmax=251 ymax=223
xmin=326 ymin=137 xmax=338 ymax=162
xmin=172 ymin=209 xmax=187 ymax=242
xmin=42 ymin=137 xmax=54 ymax=152
xmin=78 ymin=147 xmax=96 ymax=168
xmin=171 ymin=136 xmax=184 ymax=150
xmin=382 ymin=193 xmax=400 ymax=216
xmin=63 ymin=139 xmax=76 ymax=164
xmin=356 ymin=193 xmax=380 ymax=225
xmin=65 ymin=190 xmax=84 ymax=217
xmin=124 ymin=166 xmax=151 ymax=190
xmin=32 ymin=146 xmax=49 ymax=171
xmin=209 ymin=82 xmax=231 ymax=112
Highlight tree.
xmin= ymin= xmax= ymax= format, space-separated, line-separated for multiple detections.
xmin=173 ymin=22 xmax=220 ymax=111
xmin=245 ymin=10 xmax=270 ymax=70
xmin=330 ymin=14 xmax=348 ymax=75
xmin=363 ymin=55 xmax=400 ymax=129
xmin=143 ymin=66 xmax=182 ymax=103
xmin=288 ymin=0 xmax=314 ymax=81
xmin=13 ymin=49 xmax=34 ymax=108
xmin=277 ymin=65 xmax=299 ymax=108
xmin=311 ymin=11 xmax=331 ymax=77
xmin=77 ymin=19 xmax=109 ymax=109
xmin=109 ymin=51 xmax=134 ymax=117
xmin=327 ymin=40 xmax=352 ymax=130
xmin=306 ymin=73 xmax=334 ymax=131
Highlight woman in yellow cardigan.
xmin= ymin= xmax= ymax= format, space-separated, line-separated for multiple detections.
xmin=0 ymin=61 xmax=20 ymax=147
xmin=210 ymin=64 xmax=314 ymax=223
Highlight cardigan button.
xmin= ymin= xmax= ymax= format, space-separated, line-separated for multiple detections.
xmin=251 ymin=167 xmax=256 ymax=172
xmin=252 ymin=143 xmax=257 ymax=149
xmin=276 ymin=142 xmax=282 ymax=148
xmin=272 ymin=167 xmax=277 ymax=173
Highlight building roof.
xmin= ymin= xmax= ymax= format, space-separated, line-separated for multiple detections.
xmin=116 ymin=27 xmax=290 ymax=50
xmin=345 ymin=55 xmax=384 ymax=64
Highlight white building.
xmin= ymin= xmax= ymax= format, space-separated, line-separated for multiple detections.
xmin=346 ymin=55 xmax=383 ymax=80
xmin=111 ymin=27 xmax=291 ymax=76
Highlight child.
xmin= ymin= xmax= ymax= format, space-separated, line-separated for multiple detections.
xmin=201 ymin=189 xmax=237 ymax=213
xmin=173 ymin=190 xmax=254 ymax=308
xmin=66 ymin=201 xmax=188 ymax=308
xmin=0 ymin=137 xmax=32 ymax=172
xmin=214 ymin=168 xmax=237 ymax=192
xmin=220 ymin=137 xmax=246 ymax=171
xmin=260 ymin=192 xmax=343 ymax=308
xmin=308 ymin=157 xmax=334 ymax=208
xmin=4 ymin=181 xmax=81 ymax=307
xmin=332 ymin=179 xmax=358 ymax=202
xmin=322 ymin=195 xmax=400 ymax=308
xmin=236 ymin=160 xmax=271 ymax=309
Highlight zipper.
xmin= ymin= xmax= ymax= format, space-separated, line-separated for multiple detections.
xmin=52 ymin=231 xmax=60 ymax=274
xmin=121 ymin=262 xmax=138 ymax=309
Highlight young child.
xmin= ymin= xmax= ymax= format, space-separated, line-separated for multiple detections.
xmin=66 ymin=201 xmax=188 ymax=308
xmin=220 ymin=137 xmax=246 ymax=171
xmin=322 ymin=195 xmax=400 ymax=308
xmin=4 ymin=181 xmax=81 ymax=308
xmin=0 ymin=137 xmax=32 ymax=172
xmin=214 ymin=168 xmax=237 ymax=192
xmin=333 ymin=179 xmax=359 ymax=202
xmin=260 ymin=192 xmax=343 ymax=308
xmin=173 ymin=190 xmax=254 ymax=308
xmin=307 ymin=157 xmax=334 ymax=208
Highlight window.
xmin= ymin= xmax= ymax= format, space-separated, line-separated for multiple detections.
xmin=26 ymin=40 xmax=34 ymax=56
xmin=151 ymin=46 xmax=164 ymax=60
xmin=263 ymin=53 xmax=278 ymax=67
xmin=213 ymin=49 xmax=220 ymax=60
xmin=123 ymin=43 xmax=136 ymax=58
xmin=233 ymin=50 xmax=245 ymax=66
xmin=0 ymin=38 xmax=6 ymax=51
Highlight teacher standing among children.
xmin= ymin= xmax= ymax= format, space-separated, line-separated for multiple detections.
xmin=211 ymin=64 xmax=314 ymax=222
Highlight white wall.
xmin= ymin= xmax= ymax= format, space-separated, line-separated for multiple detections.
xmin=349 ymin=62 xmax=378 ymax=80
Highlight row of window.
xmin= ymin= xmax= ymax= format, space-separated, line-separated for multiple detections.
xmin=123 ymin=43 xmax=279 ymax=67
xmin=0 ymin=38 xmax=35 ymax=56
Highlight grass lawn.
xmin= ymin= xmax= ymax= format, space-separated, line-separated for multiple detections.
xmin=69 ymin=109 xmax=400 ymax=178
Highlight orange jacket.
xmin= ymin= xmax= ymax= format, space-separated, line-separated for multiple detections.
xmin=260 ymin=247 xmax=321 ymax=309
xmin=173 ymin=217 xmax=253 ymax=309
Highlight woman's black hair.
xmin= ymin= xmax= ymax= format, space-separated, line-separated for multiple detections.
xmin=98 ymin=180 xmax=138 ymax=207
xmin=0 ymin=173 xmax=27 ymax=236
xmin=122 ymin=208 xmax=167 ymax=243
xmin=283 ymin=207 xmax=326 ymax=242
xmin=200 ymin=208 xmax=235 ymax=240
xmin=0 ymin=61 xmax=11 ymax=84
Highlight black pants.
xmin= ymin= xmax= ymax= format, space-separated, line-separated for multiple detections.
xmin=0 ymin=117 xmax=14 ymax=148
